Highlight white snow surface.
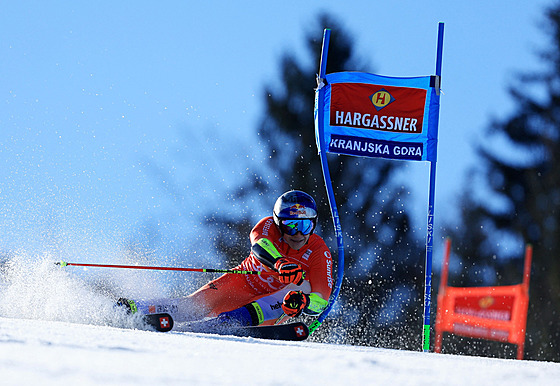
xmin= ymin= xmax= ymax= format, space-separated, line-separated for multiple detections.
xmin=1 ymin=256 xmax=559 ymax=385
xmin=2 ymin=317 xmax=559 ymax=386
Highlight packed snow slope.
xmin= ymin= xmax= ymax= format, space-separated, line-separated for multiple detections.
xmin=2 ymin=317 xmax=559 ymax=386
xmin=1 ymin=255 xmax=559 ymax=385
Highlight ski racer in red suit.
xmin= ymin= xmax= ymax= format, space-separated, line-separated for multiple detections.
xmin=118 ymin=190 xmax=333 ymax=329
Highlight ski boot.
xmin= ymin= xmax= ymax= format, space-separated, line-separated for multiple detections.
xmin=183 ymin=302 xmax=261 ymax=334
xmin=116 ymin=298 xmax=138 ymax=314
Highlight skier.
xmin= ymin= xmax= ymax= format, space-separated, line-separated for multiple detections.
xmin=118 ymin=190 xmax=333 ymax=330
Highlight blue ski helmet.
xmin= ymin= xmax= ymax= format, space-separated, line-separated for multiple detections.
xmin=273 ymin=190 xmax=318 ymax=235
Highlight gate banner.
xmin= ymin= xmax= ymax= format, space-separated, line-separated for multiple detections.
xmin=315 ymin=72 xmax=440 ymax=162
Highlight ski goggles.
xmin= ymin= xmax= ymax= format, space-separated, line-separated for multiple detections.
xmin=279 ymin=218 xmax=315 ymax=236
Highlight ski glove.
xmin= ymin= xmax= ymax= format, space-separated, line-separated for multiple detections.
xmin=282 ymin=290 xmax=310 ymax=317
xmin=274 ymin=258 xmax=304 ymax=285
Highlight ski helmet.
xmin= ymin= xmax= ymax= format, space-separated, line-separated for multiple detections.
xmin=273 ymin=190 xmax=318 ymax=235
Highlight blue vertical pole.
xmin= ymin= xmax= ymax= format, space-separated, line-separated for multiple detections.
xmin=318 ymin=29 xmax=330 ymax=83
xmin=423 ymin=22 xmax=444 ymax=352
xmin=310 ymin=28 xmax=345 ymax=334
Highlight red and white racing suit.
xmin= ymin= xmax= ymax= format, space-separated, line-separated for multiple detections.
xmin=136 ymin=216 xmax=333 ymax=325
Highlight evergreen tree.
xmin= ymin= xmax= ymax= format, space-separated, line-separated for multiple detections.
xmin=213 ymin=14 xmax=424 ymax=349
xmin=448 ymin=4 xmax=560 ymax=361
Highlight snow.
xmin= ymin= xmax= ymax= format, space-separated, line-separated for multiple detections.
xmin=2 ymin=317 xmax=559 ymax=386
xmin=1 ymin=255 xmax=559 ymax=385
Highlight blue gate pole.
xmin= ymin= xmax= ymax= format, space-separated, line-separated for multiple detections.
xmin=423 ymin=22 xmax=444 ymax=352
xmin=310 ymin=28 xmax=346 ymax=334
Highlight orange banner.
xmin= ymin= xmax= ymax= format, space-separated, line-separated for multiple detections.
xmin=434 ymin=239 xmax=532 ymax=359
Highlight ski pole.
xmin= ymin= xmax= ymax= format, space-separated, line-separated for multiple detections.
xmin=55 ymin=261 xmax=277 ymax=276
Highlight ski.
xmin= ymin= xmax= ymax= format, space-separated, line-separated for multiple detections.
xmin=143 ymin=313 xmax=309 ymax=340
xmin=226 ymin=322 xmax=309 ymax=341
xmin=144 ymin=313 xmax=174 ymax=332
xmin=183 ymin=319 xmax=310 ymax=341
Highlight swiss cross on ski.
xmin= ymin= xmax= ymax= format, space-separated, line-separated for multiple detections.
xmin=144 ymin=313 xmax=174 ymax=332
xmin=294 ymin=325 xmax=306 ymax=338
xmin=159 ymin=316 xmax=170 ymax=329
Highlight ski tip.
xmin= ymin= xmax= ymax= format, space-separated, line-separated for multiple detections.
xmin=144 ymin=313 xmax=174 ymax=332
xmin=178 ymin=320 xmax=309 ymax=341
xmin=288 ymin=322 xmax=309 ymax=341
xmin=237 ymin=321 xmax=310 ymax=341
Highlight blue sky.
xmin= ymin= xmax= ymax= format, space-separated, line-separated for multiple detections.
xmin=0 ymin=1 xmax=553 ymax=262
